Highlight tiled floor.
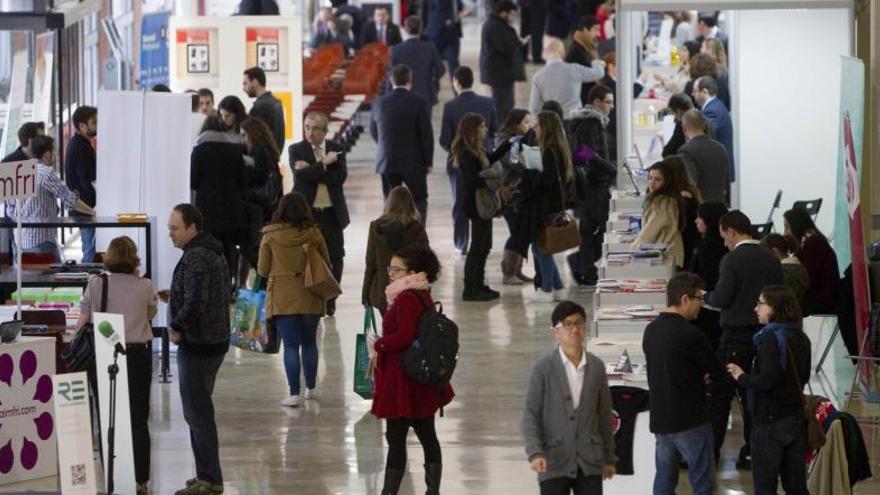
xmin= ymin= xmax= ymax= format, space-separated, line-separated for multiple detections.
xmin=4 ymin=15 xmax=878 ymax=495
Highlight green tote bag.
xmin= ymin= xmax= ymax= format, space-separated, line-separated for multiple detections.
xmin=354 ymin=306 xmax=379 ymax=400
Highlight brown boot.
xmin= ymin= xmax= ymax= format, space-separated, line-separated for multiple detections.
xmin=514 ymin=251 xmax=534 ymax=282
xmin=502 ymin=250 xmax=523 ymax=285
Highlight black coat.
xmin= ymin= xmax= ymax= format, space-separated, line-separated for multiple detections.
xmin=545 ymin=0 xmax=572 ymax=39
xmin=662 ymin=121 xmax=686 ymax=158
xmin=65 ymin=134 xmax=96 ymax=207
xmin=245 ymin=144 xmax=281 ymax=221
xmin=370 ymin=88 xmax=434 ymax=176
xmin=1 ymin=146 xmax=29 ymax=163
xmin=512 ymin=148 xmax=567 ymax=255
xmin=480 ymin=13 xmax=525 ymax=87
xmin=249 ymin=91 xmax=286 ymax=152
xmin=289 ymin=139 xmax=351 ymax=229
xmin=690 ymin=236 xmax=727 ymax=290
xmin=681 ymin=195 xmax=700 ymax=270
xmin=389 ymin=38 xmax=445 ymax=106
xmin=458 ymin=141 xmax=512 ymax=219
xmin=565 ymin=42 xmax=598 ymax=106
xmin=190 ymin=138 xmax=249 ymax=233
xmin=439 ymin=91 xmax=498 ymax=173
xmin=361 ymin=21 xmax=402 ymax=46
xmin=677 ymin=134 xmax=730 ymax=205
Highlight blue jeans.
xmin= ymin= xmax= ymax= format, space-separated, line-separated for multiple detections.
xmin=437 ymin=38 xmax=460 ymax=86
xmin=531 ymin=242 xmax=563 ymax=293
xmin=653 ymin=422 xmax=715 ymax=495
xmin=70 ymin=210 xmax=95 ymax=262
xmin=276 ymin=314 xmax=320 ymax=395
xmin=448 ymin=170 xmax=469 ymax=252
xmin=177 ymin=348 xmax=225 ymax=484
xmin=751 ymin=415 xmax=808 ymax=495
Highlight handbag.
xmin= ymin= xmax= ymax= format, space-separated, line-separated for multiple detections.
xmin=786 ymin=342 xmax=827 ymax=452
xmin=475 ymin=188 xmax=501 ymax=220
xmin=353 ymin=306 xmax=379 ymax=400
xmin=62 ymin=273 xmax=108 ymax=372
xmin=538 ymin=155 xmax=581 ymax=255
xmin=302 ymin=243 xmax=342 ymax=301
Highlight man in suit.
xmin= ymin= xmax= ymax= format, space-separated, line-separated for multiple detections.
xmin=439 ymin=66 xmax=498 ymax=255
xmin=289 ymin=112 xmax=350 ymax=317
xmin=695 ymin=13 xmax=729 ymax=53
xmin=1 ymin=121 xmax=44 ymax=163
xmin=360 ymin=6 xmax=401 ymax=46
xmin=243 ymin=66 xmax=286 ymax=151
xmin=694 ymin=76 xmax=735 ymax=184
xmin=480 ymin=1 xmax=527 ymax=123
xmin=308 ymin=16 xmax=354 ymax=54
xmin=677 ymin=109 xmax=730 ymax=205
xmin=389 ymin=16 xmax=445 ymax=117
xmin=420 ymin=0 xmax=463 ymax=85
xmin=371 ymin=64 xmax=434 ymax=224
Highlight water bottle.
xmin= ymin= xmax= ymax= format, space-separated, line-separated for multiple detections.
xmin=510 ymin=136 xmax=521 ymax=163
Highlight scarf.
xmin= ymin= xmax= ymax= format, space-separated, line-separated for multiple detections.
xmin=385 ymin=272 xmax=430 ymax=306
xmin=752 ymin=322 xmax=799 ymax=370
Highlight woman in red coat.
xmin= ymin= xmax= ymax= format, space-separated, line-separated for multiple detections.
xmin=370 ymin=245 xmax=453 ymax=495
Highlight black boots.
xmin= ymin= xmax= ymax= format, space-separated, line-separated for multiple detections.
xmin=424 ymin=463 xmax=442 ymax=495
xmin=381 ymin=468 xmax=404 ymax=495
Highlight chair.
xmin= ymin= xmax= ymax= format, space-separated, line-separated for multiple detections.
xmin=792 ymin=198 xmax=822 ymax=221
xmin=752 ymin=222 xmax=774 ymax=239
xmin=765 ymin=190 xmax=783 ymax=225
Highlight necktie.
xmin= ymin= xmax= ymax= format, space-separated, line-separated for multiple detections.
xmin=314 ymin=145 xmax=324 ymax=164
xmin=312 ymin=145 xmax=333 ymax=208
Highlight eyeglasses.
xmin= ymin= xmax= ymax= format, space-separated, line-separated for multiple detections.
xmin=690 ymin=294 xmax=704 ymax=301
xmin=387 ymin=266 xmax=407 ymax=275
xmin=555 ymin=321 xmax=587 ymax=331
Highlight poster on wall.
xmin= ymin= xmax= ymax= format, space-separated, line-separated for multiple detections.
xmin=246 ymin=27 xmax=289 ymax=86
xmin=174 ymin=27 xmax=220 ymax=86
xmin=32 ymin=33 xmax=54 ymax=125
xmin=140 ymin=11 xmax=171 ymax=89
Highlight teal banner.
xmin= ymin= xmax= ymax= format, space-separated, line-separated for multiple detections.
xmin=833 ymin=56 xmax=865 ymax=271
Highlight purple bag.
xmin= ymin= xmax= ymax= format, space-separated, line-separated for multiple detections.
xmin=573 ymin=144 xmax=598 ymax=166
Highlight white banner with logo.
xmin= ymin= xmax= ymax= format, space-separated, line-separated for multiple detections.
xmin=53 ymin=372 xmax=97 ymax=494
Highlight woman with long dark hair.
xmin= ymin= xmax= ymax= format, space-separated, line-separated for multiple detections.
xmin=496 ymin=109 xmax=533 ymax=285
xmin=632 ymin=160 xmax=685 ymax=267
xmin=727 ymin=286 xmax=811 ymax=495
xmin=783 ymin=208 xmax=840 ymax=315
xmin=258 ymin=193 xmax=330 ymax=407
xmin=452 ymin=113 xmax=513 ymax=301
xmin=663 ymin=156 xmax=702 ymax=268
xmin=370 ymin=245 xmax=453 ymax=494
xmin=217 ymin=95 xmax=248 ymax=140
xmin=241 ymin=117 xmax=282 ymax=222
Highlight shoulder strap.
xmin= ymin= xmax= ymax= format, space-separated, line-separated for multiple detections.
xmin=785 ymin=339 xmax=812 ymax=403
xmin=100 ymin=273 xmax=109 ymax=313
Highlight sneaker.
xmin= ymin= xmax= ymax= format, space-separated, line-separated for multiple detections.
xmin=304 ymin=389 xmax=319 ymax=400
xmin=515 ymin=272 xmax=534 ymax=283
xmin=280 ymin=395 xmax=302 ymax=407
xmin=529 ymin=290 xmax=554 ymax=303
xmin=502 ymin=275 xmax=523 ymax=285
xmin=552 ymin=289 xmax=567 ymax=301
xmin=175 ymin=479 xmax=224 ymax=495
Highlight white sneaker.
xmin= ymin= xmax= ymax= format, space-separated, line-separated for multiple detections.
xmin=553 ymin=289 xmax=567 ymax=301
xmin=280 ymin=395 xmax=302 ymax=407
xmin=529 ymin=290 xmax=554 ymax=303
xmin=304 ymin=389 xmax=319 ymax=400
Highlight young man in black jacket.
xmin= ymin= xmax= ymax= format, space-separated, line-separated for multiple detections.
xmin=243 ymin=66 xmax=286 ymax=151
xmin=164 ymin=204 xmax=230 ymax=495
xmin=1 ymin=121 xmax=44 ymax=163
xmin=480 ymin=0 xmax=527 ymax=123
xmin=705 ymin=210 xmax=784 ymax=469
xmin=65 ymin=106 xmax=98 ymax=262
xmin=643 ymin=272 xmax=725 ymax=495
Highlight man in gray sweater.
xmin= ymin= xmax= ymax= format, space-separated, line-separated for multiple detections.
xmin=522 ymin=301 xmax=617 ymax=493
xmin=528 ymin=39 xmax=605 ymax=118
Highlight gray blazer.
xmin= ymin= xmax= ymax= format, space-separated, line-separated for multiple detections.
xmin=677 ymin=134 xmax=730 ymax=205
xmin=521 ymin=348 xmax=617 ymax=483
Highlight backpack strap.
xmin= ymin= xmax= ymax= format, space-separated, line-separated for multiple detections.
xmin=99 ymin=273 xmax=109 ymax=313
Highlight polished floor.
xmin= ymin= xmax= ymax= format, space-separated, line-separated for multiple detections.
xmin=5 ymin=16 xmax=879 ymax=495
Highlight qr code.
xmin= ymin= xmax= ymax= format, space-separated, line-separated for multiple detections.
xmin=71 ymin=463 xmax=87 ymax=486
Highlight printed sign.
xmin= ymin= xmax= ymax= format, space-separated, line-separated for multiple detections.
xmin=53 ymin=372 xmax=97 ymax=494
xmin=140 ymin=11 xmax=171 ymax=89
xmin=0 ymin=160 xmax=38 ymax=201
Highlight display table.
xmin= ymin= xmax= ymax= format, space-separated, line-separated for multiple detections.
xmin=610 ymin=190 xmax=644 ymax=214
xmin=598 ymin=257 xmax=675 ymax=279
xmin=0 ymin=336 xmax=57 ymax=484
xmin=603 ymin=232 xmax=637 ymax=255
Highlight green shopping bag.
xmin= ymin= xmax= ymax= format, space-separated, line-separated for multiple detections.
xmin=354 ymin=306 xmax=379 ymax=400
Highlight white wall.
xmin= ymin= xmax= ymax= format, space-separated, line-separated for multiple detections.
xmin=735 ymin=8 xmax=850 ymax=235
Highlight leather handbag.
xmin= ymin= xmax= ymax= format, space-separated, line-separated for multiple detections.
xmin=538 ymin=155 xmax=581 ymax=255
xmin=475 ymin=188 xmax=501 ymax=220
xmin=302 ymin=243 xmax=342 ymax=301
xmin=786 ymin=342 xmax=826 ymax=452
xmin=62 ymin=273 xmax=108 ymax=372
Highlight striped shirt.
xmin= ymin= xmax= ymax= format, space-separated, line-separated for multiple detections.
xmin=4 ymin=162 xmax=79 ymax=249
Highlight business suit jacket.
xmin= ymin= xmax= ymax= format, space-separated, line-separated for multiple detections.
xmin=309 ymin=30 xmax=353 ymax=53
xmin=439 ymin=90 xmax=498 ymax=174
xmin=677 ymin=134 xmax=730 ymax=204
xmin=370 ymin=88 xmax=434 ymax=176
xmin=289 ymin=140 xmax=350 ymax=229
xmin=420 ymin=0 xmax=462 ymax=46
xmin=361 ymin=21 xmax=402 ymax=46
xmin=701 ymin=97 xmax=736 ymax=182
xmin=250 ymin=91 xmax=286 ymax=153
xmin=389 ymin=38 xmax=446 ymax=106
xmin=480 ymin=13 xmax=526 ymax=86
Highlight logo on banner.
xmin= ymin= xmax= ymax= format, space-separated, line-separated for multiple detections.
xmin=57 ymin=379 xmax=87 ymax=402
xmin=0 ymin=350 xmax=54 ymax=474
xmin=843 ymin=112 xmax=859 ymax=217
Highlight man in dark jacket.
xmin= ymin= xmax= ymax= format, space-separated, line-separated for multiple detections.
xmin=388 ymin=16 xmax=445 ymax=116
xmin=243 ymin=66 xmax=286 ymax=151
xmin=678 ymin=109 xmax=730 ymax=205
xmin=661 ymin=93 xmax=694 ymax=158
xmin=65 ymin=106 xmax=98 ymax=262
xmin=165 ymin=204 xmax=230 ymax=495
xmin=565 ymin=16 xmax=602 ymax=106
xmin=567 ymin=84 xmax=615 ymax=286
xmin=705 ymin=210 xmax=784 ymax=468
xmin=371 ymin=64 xmax=434 ymax=224
xmin=439 ymin=66 xmax=498 ymax=255
xmin=360 ymin=6 xmax=402 ymax=46
xmin=289 ymin=111 xmax=350 ymax=316
xmin=643 ymin=272 xmax=726 ymax=495
xmin=480 ymin=1 xmax=526 ymax=123
xmin=419 ymin=0 xmax=462 ymax=85
xmin=694 ymin=76 xmax=735 ymax=183
xmin=2 ymin=121 xmax=44 ymax=163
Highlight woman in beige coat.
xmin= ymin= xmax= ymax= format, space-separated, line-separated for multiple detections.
xmin=632 ymin=161 xmax=685 ymax=267
xmin=258 ymin=192 xmax=330 ymax=407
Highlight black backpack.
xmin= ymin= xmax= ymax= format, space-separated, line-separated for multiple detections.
xmin=402 ymin=291 xmax=459 ymax=388
xmin=62 ymin=273 xmax=108 ymax=372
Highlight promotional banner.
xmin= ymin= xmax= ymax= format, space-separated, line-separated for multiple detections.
xmin=0 ymin=337 xmax=57 ymax=484
xmin=140 ymin=11 xmax=171 ymax=90
xmin=93 ymin=312 xmax=136 ymax=494
xmin=1 ymin=49 xmax=29 ymax=158
xmin=32 ymin=32 xmax=55 ymax=124
xmin=53 ymin=372 xmax=97 ymax=494
xmin=833 ymin=56 xmax=870 ymax=354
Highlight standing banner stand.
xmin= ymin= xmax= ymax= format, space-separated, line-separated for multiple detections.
xmin=53 ymin=372 xmax=98 ymax=494
xmin=0 ymin=159 xmax=38 ymax=312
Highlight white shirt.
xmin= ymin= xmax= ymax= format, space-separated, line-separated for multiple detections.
xmin=735 ymin=239 xmax=761 ymax=249
xmin=311 ymin=140 xmax=333 ymax=208
xmin=558 ymin=346 xmax=588 ymax=410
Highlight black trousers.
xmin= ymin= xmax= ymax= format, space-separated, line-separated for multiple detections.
xmin=381 ymin=173 xmax=428 ymax=225
xmin=570 ymin=196 xmax=609 ymax=285
xmin=519 ymin=5 xmax=532 ymax=62
xmin=751 ymin=415 xmax=808 ymax=495
xmin=464 ymin=216 xmax=492 ymax=290
xmin=491 ymin=82 xmax=515 ymax=125
xmin=709 ymin=327 xmax=759 ymax=460
xmin=314 ymin=208 xmax=345 ymax=311
xmin=385 ymin=416 xmax=441 ymax=469
xmin=539 ymin=468 xmax=603 ymax=495
xmin=529 ymin=8 xmax=547 ymax=62
xmin=126 ymin=343 xmax=153 ymax=483
xmin=208 ymin=229 xmax=250 ymax=286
